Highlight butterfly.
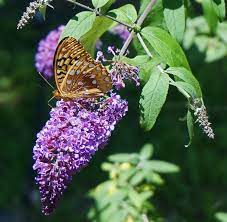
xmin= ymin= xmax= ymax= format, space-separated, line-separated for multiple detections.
xmin=52 ymin=37 xmax=112 ymax=101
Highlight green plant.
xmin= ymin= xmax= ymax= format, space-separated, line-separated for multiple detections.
xmin=88 ymin=144 xmax=179 ymax=222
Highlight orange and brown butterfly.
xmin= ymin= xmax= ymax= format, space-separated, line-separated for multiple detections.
xmin=52 ymin=37 xmax=112 ymax=101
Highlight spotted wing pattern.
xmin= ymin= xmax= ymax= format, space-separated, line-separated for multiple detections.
xmin=53 ymin=37 xmax=112 ymax=98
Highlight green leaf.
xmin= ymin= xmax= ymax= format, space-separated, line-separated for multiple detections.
xmin=121 ymin=55 xmax=162 ymax=83
xmin=60 ymin=11 xmax=96 ymax=41
xmin=145 ymin=171 xmax=164 ymax=185
xmin=185 ymin=110 xmax=194 ymax=147
xmin=141 ymin=26 xmax=190 ymax=70
xmin=202 ymin=0 xmax=219 ymax=33
xmin=119 ymin=168 xmax=137 ymax=183
xmin=171 ymin=81 xmax=197 ymax=99
xmin=216 ymin=212 xmax=227 ymax=222
xmin=109 ymin=4 xmax=138 ymax=25
xmin=166 ymin=67 xmax=202 ymax=97
xmin=145 ymin=160 xmax=180 ymax=173
xmin=212 ymin=0 xmax=226 ymax=21
xmin=101 ymin=0 xmax=116 ymax=13
xmin=108 ymin=153 xmax=139 ymax=163
xmin=128 ymin=188 xmax=143 ymax=209
xmin=140 ymin=67 xmax=169 ymax=131
xmin=130 ymin=171 xmax=146 ymax=186
xmin=92 ymin=0 xmax=110 ymax=8
xmin=163 ymin=0 xmax=186 ymax=42
xmin=139 ymin=0 xmax=164 ymax=27
xmin=39 ymin=5 xmax=47 ymax=20
xmin=140 ymin=191 xmax=153 ymax=202
xmin=140 ymin=143 xmax=154 ymax=160
xmin=101 ymin=162 xmax=114 ymax=171
xmin=81 ymin=16 xmax=115 ymax=55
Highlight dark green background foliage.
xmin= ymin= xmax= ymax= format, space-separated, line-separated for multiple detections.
xmin=0 ymin=0 xmax=227 ymax=221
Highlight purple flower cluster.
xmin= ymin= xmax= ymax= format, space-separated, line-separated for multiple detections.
xmin=35 ymin=25 xmax=64 ymax=78
xmin=33 ymin=94 xmax=128 ymax=215
xmin=110 ymin=24 xmax=130 ymax=42
xmin=107 ymin=47 xmax=140 ymax=90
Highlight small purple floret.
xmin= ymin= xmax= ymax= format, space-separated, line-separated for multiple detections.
xmin=35 ymin=25 xmax=64 ymax=78
xmin=33 ymin=94 xmax=128 ymax=215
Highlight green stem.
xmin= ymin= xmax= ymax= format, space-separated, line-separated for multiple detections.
xmin=137 ymin=33 xmax=153 ymax=58
xmin=66 ymin=0 xmax=134 ymax=29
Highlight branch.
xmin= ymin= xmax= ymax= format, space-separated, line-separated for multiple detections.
xmin=142 ymin=214 xmax=150 ymax=222
xmin=66 ymin=0 xmax=134 ymax=29
xmin=119 ymin=0 xmax=157 ymax=56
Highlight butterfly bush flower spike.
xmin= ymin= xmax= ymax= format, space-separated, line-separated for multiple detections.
xmin=33 ymin=94 xmax=128 ymax=215
xmin=17 ymin=0 xmax=53 ymax=30
xmin=192 ymin=99 xmax=214 ymax=139
xmin=110 ymin=24 xmax=130 ymax=42
xmin=35 ymin=25 xmax=64 ymax=78
xmin=108 ymin=47 xmax=140 ymax=90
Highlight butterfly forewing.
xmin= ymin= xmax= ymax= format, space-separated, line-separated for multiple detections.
xmin=53 ymin=37 xmax=112 ymax=99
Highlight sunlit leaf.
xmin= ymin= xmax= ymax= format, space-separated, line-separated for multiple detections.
xmin=141 ymin=26 xmax=190 ymax=70
xmin=108 ymin=153 xmax=139 ymax=163
xmin=140 ymin=143 xmax=154 ymax=159
xmin=166 ymin=67 xmax=202 ymax=97
xmin=92 ymin=0 xmax=110 ymax=8
xmin=170 ymin=81 xmax=197 ymax=99
xmin=81 ymin=16 xmax=115 ymax=55
xmin=140 ymin=67 xmax=169 ymax=131
xmin=60 ymin=11 xmax=96 ymax=40
xmin=144 ymin=160 xmax=180 ymax=173
xmin=163 ymin=0 xmax=185 ymax=42
xmin=109 ymin=4 xmax=138 ymax=25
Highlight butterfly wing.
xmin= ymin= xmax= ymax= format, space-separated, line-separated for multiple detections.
xmin=53 ymin=37 xmax=112 ymax=98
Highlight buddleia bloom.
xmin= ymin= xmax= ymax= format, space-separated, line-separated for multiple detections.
xmin=35 ymin=25 xmax=64 ymax=78
xmin=192 ymin=98 xmax=214 ymax=139
xmin=17 ymin=0 xmax=53 ymax=30
xmin=107 ymin=47 xmax=140 ymax=90
xmin=33 ymin=93 xmax=128 ymax=215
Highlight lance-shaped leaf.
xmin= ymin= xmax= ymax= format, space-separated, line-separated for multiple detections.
xmin=163 ymin=0 xmax=186 ymax=42
xmin=60 ymin=11 xmax=96 ymax=41
xmin=141 ymin=26 xmax=190 ymax=70
xmin=166 ymin=67 xmax=202 ymax=97
xmin=109 ymin=4 xmax=138 ymax=25
xmin=144 ymin=160 xmax=180 ymax=173
xmin=81 ymin=16 xmax=115 ymax=55
xmin=170 ymin=81 xmax=197 ymax=99
xmin=92 ymin=0 xmax=110 ymax=8
xmin=214 ymin=0 xmax=226 ymax=22
xmin=185 ymin=110 xmax=194 ymax=147
xmin=140 ymin=67 xmax=169 ymax=131
xmin=202 ymin=0 xmax=219 ymax=33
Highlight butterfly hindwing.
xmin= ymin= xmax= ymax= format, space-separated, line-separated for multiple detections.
xmin=53 ymin=37 xmax=112 ymax=99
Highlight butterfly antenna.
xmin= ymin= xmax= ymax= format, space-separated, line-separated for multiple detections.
xmin=38 ymin=72 xmax=55 ymax=90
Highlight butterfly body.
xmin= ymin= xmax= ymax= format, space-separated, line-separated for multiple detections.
xmin=53 ymin=37 xmax=112 ymax=101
